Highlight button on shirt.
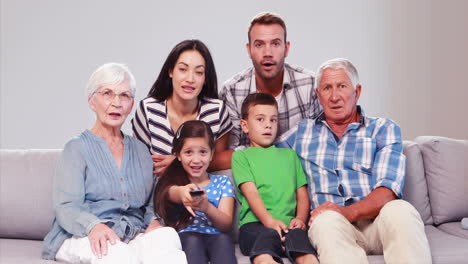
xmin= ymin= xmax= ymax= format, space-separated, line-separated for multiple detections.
xmin=42 ymin=130 xmax=156 ymax=259
xmin=277 ymin=106 xmax=406 ymax=210
xmin=221 ymin=63 xmax=321 ymax=148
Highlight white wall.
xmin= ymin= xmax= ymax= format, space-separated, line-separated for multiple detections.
xmin=1 ymin=0 xmax=467 ymax=149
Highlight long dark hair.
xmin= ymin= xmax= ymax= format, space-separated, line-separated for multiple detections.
xmin=148 ymin=39 xmax=218 ymax=101
xmin=153 ymin=120 xmax=215 ymax=229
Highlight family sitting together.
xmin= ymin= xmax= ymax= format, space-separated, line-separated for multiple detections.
xmin=42 ymin=12 xmax=432 ymax=264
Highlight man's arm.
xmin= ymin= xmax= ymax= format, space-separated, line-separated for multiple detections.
xmin=309 ymin=187 xmax=396 ymax=225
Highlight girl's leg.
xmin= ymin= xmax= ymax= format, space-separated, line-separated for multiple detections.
xmin=179 ymin=231 xmax=208 ymax=264
xmin=204 ymin=233 xmax=237 ymax=264
xmin=238 ymin=222 xmax=283 ymax=264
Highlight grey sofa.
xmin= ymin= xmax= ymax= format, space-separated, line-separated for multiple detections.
xmin=1 ymin=136 xmax=468 ymax=264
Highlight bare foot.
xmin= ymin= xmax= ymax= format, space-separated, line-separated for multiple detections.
xmin=253 ymin=254 xmax=280 ymax=264
xmin=295 ymin=253 xmax=319 ymax=264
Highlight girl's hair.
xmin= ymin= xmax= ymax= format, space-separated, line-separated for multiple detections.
xmin=147 ymin=39 xmax=218 ymax=101
xmin=153 ymin=120 xmax=215 ymax=229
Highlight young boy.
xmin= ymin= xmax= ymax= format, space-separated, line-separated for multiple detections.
xmin=232 ymin=93 xmax=318 ymax=264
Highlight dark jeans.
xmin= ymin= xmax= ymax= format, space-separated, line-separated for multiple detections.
xmin=179 ymin=231 xmax=237 ymax=264
xmin=239 ymin=222 xmax=317 ymax=264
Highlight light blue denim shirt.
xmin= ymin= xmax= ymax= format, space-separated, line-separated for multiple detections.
xmin=42 ymin=130 xmax=156 ymax=259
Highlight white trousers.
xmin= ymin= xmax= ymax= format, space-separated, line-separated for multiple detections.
xmin=56 ymin=227 xmax=187 ymax=264
xmin=308 ymin=200 xmax=432 ymax=264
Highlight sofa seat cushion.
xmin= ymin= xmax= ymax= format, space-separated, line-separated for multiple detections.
xmin=416 ymin=136 xmax=468 ymax=225
xmin=437 ymin=222 xmax=468 ymax=240
xmin=425 ymin=225 xmax=468 ymax=264
xmin=0 ymin=239 xmax=57 ymax=264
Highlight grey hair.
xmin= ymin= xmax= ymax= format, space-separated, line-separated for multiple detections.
xmin=315 ymin=58 xmax=359 ymax=89
xmin=86 ymin=63 xmax=136 ymax=99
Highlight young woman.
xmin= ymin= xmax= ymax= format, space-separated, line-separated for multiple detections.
xmin=153 ymin=120 xmax=237 ymax=264
xmin=132 ymin=40 xmax=233 ymax=174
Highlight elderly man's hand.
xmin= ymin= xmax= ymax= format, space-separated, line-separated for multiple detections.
xmin=308 ymin=201 xmax=355 ymax=226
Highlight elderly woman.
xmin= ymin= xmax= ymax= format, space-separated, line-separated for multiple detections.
xmin=42 ymin=63 xmax=186 ymax=263
xmin=132 ymin=40 xmax=233 ymax=174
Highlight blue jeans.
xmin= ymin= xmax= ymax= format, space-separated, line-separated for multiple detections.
xmin=179 ymin=231 xmax=237 ymax=264
xmin=239 ymin=222 xmax=316 ymax=264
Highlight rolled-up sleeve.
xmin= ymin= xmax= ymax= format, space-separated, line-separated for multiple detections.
xmin=372 ymin=121 xmax=406 ymax=198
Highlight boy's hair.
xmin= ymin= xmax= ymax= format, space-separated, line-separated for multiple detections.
xmin=153 ymin=120 xmax=214 ymax=229
xmin=241 ymin=93 xmax=278 ymax=119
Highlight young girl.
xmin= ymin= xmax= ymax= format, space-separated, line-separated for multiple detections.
xmin=154 ymin=120 xmax=237 ymax=264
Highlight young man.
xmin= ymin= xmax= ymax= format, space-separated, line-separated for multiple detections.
xmin=232 ymin=93 xmax=318 ymax=264
xmin=220 ymin=12 xmax=321 ymax=149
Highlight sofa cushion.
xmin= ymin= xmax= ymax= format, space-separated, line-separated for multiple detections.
xmin=402 ymin=141 xmax=433 ymax=225
xmin=0 ymin=150 xmax=61 ymax=240
xmin=424 ymin=225 xmax=468 ymax=264
xmin=437 ymin=222 xmax=468 ymax=240
xmin=415 ymin=136 xmax=468 ymax=225
xmin=0 ymin=239 xmax=57 ymax=264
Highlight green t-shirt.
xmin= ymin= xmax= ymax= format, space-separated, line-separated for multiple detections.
xmin=232 ymin=145 xmax=308 ymax=227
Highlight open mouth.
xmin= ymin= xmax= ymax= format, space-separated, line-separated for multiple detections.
xmin=262 ymin=61 xmax=275 ymax=70
xmin=190 ymin=165 xmax=203 ymax=171
xmin=109 ymin=112 xmax=122 ymax=118
xmin=182 ymin=85 xmax=195 ymax=93
xmin=262 ymin=133 xmax=272 ymax=137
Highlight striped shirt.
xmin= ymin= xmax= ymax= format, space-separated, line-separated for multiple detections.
xmin=131 ymin=97 xmax=233 ymax=155
xmin=220 ymin=63 xmax=321 ymax=148
xmin=277 ymin=106 xmax=406 ymax=210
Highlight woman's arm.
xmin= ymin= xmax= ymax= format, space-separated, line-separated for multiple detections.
xmin=54 ymin=141 xmax=103 ymax=236
xmin=209 ymin=132 xmax=233 ymax=171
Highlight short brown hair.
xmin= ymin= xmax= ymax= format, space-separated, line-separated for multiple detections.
xmin=248 ymin=12 xmax=287 ymax=43
xmin=241 ymin=93 xmax=278 ymax=119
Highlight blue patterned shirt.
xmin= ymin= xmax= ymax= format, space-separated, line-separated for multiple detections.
xmin=178 ymin=174 xmax=235 ymax=235
xmin=277 ymin=106 xmax=406 ymax=209
xmin=42 ymin=130 xmax=155 ymax=259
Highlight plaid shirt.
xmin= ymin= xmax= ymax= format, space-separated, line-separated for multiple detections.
xmin=220 ymin=63 xmax=321 ymax=148
xmin=277 ymin=106 xmax=406 ymax=210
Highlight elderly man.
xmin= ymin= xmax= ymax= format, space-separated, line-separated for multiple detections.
xmin=221 ymin=12 xmax=321 ymax=149
xmin=278 ymin=58 xmax=431 ymax=263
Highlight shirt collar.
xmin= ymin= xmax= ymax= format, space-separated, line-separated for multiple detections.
xmin=315 ymin=105 xmax=366 ymax=127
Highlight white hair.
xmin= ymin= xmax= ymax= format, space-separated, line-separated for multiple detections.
xmin=315 ymin=58 xmax=360 ymax=89
xmin=86 ymin=63 xmax=136 ymax=99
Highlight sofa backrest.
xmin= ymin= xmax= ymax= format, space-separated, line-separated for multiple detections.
xmin=402 ymin=141 xmax=433 ymax=225
xmin=415 ymin=136 xmax=468 ymax=225
xmin=0 ymin=149 xmax=61 ymax=240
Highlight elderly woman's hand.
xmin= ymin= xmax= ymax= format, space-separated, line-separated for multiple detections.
xmin=88 ymin=223 xmax=120 ymax=259
xmin=152 ymin=154 xmax=176 ymax=174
